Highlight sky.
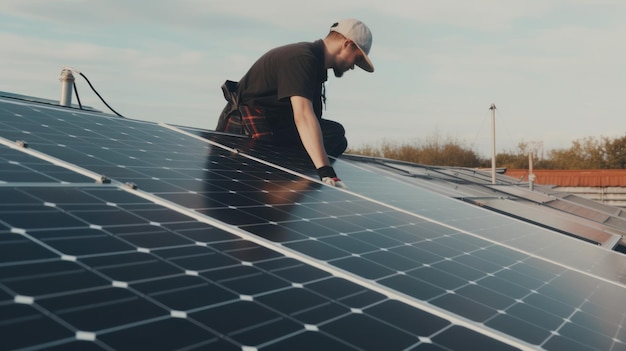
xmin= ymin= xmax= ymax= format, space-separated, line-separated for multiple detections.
xmin=1 ymin=0 xmax=625 ymax=158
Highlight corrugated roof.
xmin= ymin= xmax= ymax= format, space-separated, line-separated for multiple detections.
xmin=505 ymin=169 xmax=626 ymax=187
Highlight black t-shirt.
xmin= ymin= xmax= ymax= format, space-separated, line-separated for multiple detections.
xmin=238 ymin=40 xmax=327 ymax=127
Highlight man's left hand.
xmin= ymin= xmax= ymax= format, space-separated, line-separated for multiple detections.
xmin=321 ymin=176 xmax=347 ymax=189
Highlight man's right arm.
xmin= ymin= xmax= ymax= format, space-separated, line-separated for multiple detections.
xmin=290 ymin=95 xmax=331 ymax=169
xmin=290 ymin=95 xmax=346 ymax=188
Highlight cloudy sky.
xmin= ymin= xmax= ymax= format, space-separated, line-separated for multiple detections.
xmin=1 ymin=1 xmax=625 ymax=157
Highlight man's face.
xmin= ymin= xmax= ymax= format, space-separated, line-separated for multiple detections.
xmin=333 ymin=40 xmax=364 ymax=78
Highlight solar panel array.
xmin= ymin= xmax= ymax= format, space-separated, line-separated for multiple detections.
xmin=1 ymin=96 xmax=625 ymax=351
xmin=345 ymin=157 xmax=626 ymax=248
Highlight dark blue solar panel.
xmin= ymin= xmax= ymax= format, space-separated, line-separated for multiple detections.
xmin=0 ymin=144 xmax=94 ymax=183
xmin=180 ymin=128 xmax=626 ymax=351
xmin=1 ymin=97 xmax=625 ymax=350
xmin=1 ymin=185 xmax=511 ymax=350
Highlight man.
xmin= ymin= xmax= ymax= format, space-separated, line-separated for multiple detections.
xmin=216 ymin=19 xmax=374 ymax=188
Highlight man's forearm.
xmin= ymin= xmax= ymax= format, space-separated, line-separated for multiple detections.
xmin=290 ymin=96 xmax=331 ymax=168
xmin=295 ymin=112 xmax=330 ymax=168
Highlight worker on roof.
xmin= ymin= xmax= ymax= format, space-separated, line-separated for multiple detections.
xmin=215 ymin=19 xmax=374 ymax=188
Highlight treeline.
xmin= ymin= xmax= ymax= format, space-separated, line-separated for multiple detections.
xmin=346 ymin=134 xmax=626 ymax=169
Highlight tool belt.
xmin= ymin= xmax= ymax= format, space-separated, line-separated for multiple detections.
xmin=215 ymin=80 xmax=273 ymax=140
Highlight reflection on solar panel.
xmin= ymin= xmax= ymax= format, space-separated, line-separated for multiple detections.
xmin=1 ymin=95 xmax=625 ymax=351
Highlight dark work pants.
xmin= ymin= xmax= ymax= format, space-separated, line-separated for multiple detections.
xmin=272 ymin=119 xmax=348 ymax=158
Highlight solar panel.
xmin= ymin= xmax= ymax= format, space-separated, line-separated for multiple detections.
xmin=486 ymin=184 xmax=556 ymax=204
xmin=0 ymin=144 xmax=95 ymax=184
xmin=440 ymin=167 xmax=626 ymax=234
xmin=464 ymin=197 xmax=622 ymax=247
xmin=178 ymin=126 xmax=624 ymax=346
xmin=1 ymin=95 xmax=626 ymax=351
xmin=339 ymin=157 xmax=626 ymax=249
xmin=2 ymin=183 xmax=524 ymax=350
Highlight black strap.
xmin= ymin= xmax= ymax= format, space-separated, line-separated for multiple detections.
xmin=316 ymin=166 xmax=337 ymax=179
xmin=216 ymin=80 xmax=241 ymax=133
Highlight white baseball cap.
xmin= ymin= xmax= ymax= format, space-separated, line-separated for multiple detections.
xmin=330 ymin=19 xmax=374 ymax=72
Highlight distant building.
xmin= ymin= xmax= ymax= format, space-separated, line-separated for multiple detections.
xmin=505 ymin=169 xmax=626 ymax=208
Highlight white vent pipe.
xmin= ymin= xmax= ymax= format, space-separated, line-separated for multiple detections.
xmin=59 ymin=68 xmax=75 ymax=106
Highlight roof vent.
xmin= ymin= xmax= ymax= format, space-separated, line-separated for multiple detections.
xmin=59 ymin=68 xmax=75 ymax=107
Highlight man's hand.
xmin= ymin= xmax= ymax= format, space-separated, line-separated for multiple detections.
xmin=321 ymin=176 xmax=347 ymax=189
xmin=317 ymin=165 xmax=347 ymax=188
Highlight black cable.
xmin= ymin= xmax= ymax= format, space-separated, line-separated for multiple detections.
xmin=72 ymin=81 xmax=83 ymax=109
xmin=77 ymin=71 xmax=125 ymax=118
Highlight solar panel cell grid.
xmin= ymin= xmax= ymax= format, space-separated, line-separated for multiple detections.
xmin=1 ymin=181 xmax=517 ymax=350
xmin=0 ymin=146 xmax=92 ymax=183
xmin=2 ymin=98 xmax=626 ymax=350
xmin=200 ymin=140 xmax=626 ymax=350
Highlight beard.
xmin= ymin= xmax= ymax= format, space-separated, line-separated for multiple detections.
xmin=333 ymin=67 xmax=344 ymax=78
